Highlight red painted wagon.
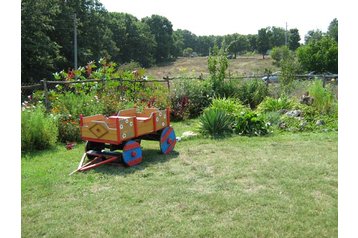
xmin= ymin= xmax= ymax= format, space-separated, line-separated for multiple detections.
xmin=72 ymin=107 xmax=176 ymax=173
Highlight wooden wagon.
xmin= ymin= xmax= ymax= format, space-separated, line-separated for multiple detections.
xmin=72 ymin=107 xmax=176 ymax=173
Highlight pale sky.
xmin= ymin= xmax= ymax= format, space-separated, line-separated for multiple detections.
xmin=99 ymin=0 xmax=339 ymax=42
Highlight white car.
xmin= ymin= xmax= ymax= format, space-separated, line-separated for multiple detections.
xmin=262 ymin=71 xmax=280 ymax=83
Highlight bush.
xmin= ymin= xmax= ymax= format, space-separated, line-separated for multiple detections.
xmin=237 ymin=79 xmax=268 ymax=109
xmin=270 ymin=46 xmax=291 ymax=67
xmin=21 ymin=106 xmax=58 ymax=151
xmin=235 ymin=111 xmax=268 ymax=136
xmin=214 ymin=80 xmax=239 ymax=98
xmin=256 ymin=96 xmax=296 ymax=113
xmin=51 ymin=92 xmax=104 ymax=118
xmin=308 ymin=80 xmax=337 ymax=114
xmin=198 ymin=108 xmax=235 ymax=137
xmin=210 ymin=97 xmax=248 ymax=115
xmin=171 ymin=79 xmax=213 ymax=120
xmin=57 ymin=114 xmax=81 ymax=143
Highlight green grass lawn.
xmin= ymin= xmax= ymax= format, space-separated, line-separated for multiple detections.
xmin=22 ymin=121 xmax=337 ymax=237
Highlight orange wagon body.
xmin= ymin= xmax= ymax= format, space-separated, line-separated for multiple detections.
xmin=80 ymin=107 xmax=170 ymax=145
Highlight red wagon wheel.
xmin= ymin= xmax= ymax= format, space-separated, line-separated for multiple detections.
xmin=160 ymin=127 xmax=176 ymax=154
xmin=122 ymin=140 xmax=142 ymax=166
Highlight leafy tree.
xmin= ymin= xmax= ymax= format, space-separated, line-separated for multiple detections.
xmin=297 ymin=36 xmax=338 ymax=73
xmin=142 ymin=15 xmax=174 ymax=62
xmin=172 ymin=30 xmax=185 ymax=57
xmin=257 ymin=28 xmax=271 ymax=59
xmin=288 ymin=28 xmax=301 ymax=50
xmin=227 ymin=35 xmax=249 ymax=58
xmin=270 ymin=46 xmax=291 ymax=67
xmin=304 ymin=29 xmax=323 ymax=44
xmin=247 ymin=34 xmax=258 ymax=52
xmin=21 ymin=0 xmax=64 ymax=83
xmin=208 ymin=43 xmax=228 ymax=93
xmin=108 ymin=13 xmax=156 ymax=67
xmin=270 ymin=26 xmax=286 ymax=47
xmin=183 ymin=48 xmax=193 ymax=57
xmin=327 ymin=18 xmax=338 ymax=42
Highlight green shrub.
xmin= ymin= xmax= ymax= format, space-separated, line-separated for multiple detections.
xmin=21 ymin=106 xmax=58 ymax=151
xmin=237 ymin=79 xmax=268 ymax=109
xmin=198 ymin=108 xmax=235 ymax=137
xmin=171 ymin=79 xmax=213 ymax=119
xmin=261 ymin=111 xmax=281 ymax=127
xmin=210 ymin=97 xmax=248 ymax=115
xmin=51 ymin=92 xmax=104 ymax=118
xmin=235 ymin=111 xmax=268 ymax=136
xmin=308 ymin=80 xmax=337 ymax=114
xmin=57 ymin=114 xmax=81 ymax=143
xmin=214 ymin=80 xmax=239 ymax=98
xmin=256 ymin=96 xmax=296 ymax=113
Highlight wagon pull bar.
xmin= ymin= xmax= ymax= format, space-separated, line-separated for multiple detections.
xmin=78 ymin=156 xmax=118 ymax=172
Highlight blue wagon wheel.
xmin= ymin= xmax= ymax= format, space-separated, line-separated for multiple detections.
xmin=122 ymin=140 xmax=142 ymax=166
xmin=160 ymin=127 xmax=176 ymax=154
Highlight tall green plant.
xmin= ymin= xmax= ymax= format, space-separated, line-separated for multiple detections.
xmin=308 ymin=80 xmax=337 ymax=114
xmin=208 ymin=43 xmax=229 ymax=95
xmin=198 ymin=108 xmax=235 ymax=137
xmin=237 ymin=79 xmax=268 ymax=109
xmin=21 ymin=106 xmax=58 ymax=151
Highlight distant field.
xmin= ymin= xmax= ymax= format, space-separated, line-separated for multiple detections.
xmin=145 ymin=55 xmax=279 ymax=79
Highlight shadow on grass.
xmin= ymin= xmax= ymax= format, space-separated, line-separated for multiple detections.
xmin=89 ymin=149 xmax=180 ymax=176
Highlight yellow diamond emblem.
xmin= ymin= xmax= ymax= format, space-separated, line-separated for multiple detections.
xmin=89 ymin=124 xmax=109 ymax=138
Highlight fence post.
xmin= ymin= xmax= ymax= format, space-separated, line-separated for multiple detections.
xmin=42 ymin=79 xmax=50 ymax=112
xmin=120 ymin=78 xmax=124 ymax=101
xmin=322 ymin=74 xmax=326 ymax=88
xmin=166 ymin=78 xmax=170 ymax=91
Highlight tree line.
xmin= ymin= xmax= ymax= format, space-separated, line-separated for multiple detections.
xmin=21 ymin=0 xmax=338 ymax=84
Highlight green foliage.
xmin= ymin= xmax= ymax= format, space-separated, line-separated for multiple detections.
xmin=308 ymin=80 xmax=337 ymax=114
xmin=235 ymin=111 xmax=268 ymax=136
xmin=297 ymin=36 xmax=338 ymax=73
xmin=327 ymin=18 xmax=338 ymax=42
xmin=280 ymin=56 xmax=302 ymax=95
xmin=142 ymin=15 xmax=174 ymax=63
xmin=257 ymin=28 xmax=271 ymax=58
xmin=57 ymin=114 xmax=81 ymax=143
xmin=227 ymin=35 xmax=249 ymax=58
xmin=51 ymin=92 xmax=104 ymax=118
xmin=288 ymin=28 xmax=301 ymax=50
xmin=210 ymin=97 xmax=248 ymax=115
xmin=237 ymin=79 xmax=268 ymax=109
xmin=208 ymin=43 xmax=229 ymax=93
xmin=183 ymin=48 xmax=194 ymax=57
xmin=21 ymin=106 xmax=58 ymax=151
xmin=257 ymin=96 xmax=296 ymax=113
xmin=270 ymin=46 xmax=291 ymax=67
xmin=304 ymin=30 xmax=324 ymax=44
xmin=108 ymin=13 xmax=156 ymax=67
xmin=171 ymin=79 xmax=213 ymax=120
xmin=198 ymin=108 xmax=235 ymax=137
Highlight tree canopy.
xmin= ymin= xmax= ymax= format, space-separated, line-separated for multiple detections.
xmin=21 ymin=0 xmax=337 ymax=84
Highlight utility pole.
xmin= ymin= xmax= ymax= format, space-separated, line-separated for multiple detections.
xmin=285 ymin=22 xmax=288 ymax=46
xmin=74 ymin=13 xmax=78 ymax=70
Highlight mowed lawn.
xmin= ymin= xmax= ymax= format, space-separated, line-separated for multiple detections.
xmin=22 ymin=121 xmax=337 ymax=237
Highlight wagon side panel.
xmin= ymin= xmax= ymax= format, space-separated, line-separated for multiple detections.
xmin=81 ymin=121 xmax=119 ymax=144
xmin=155 ymin=109 xmax=169 ymax=131
xmin=118 ymin=117 xmax=136 ymax=141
